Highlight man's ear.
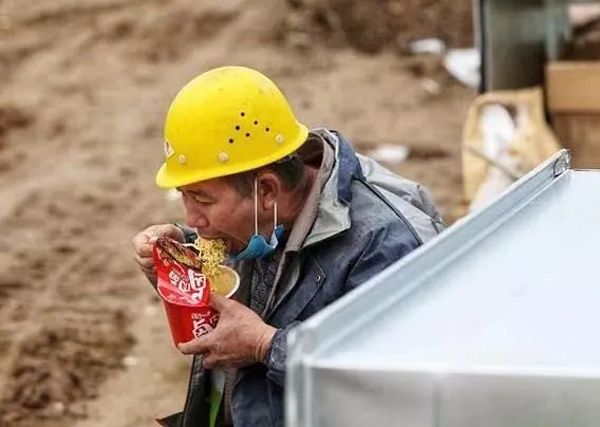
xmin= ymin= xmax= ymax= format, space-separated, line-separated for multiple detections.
xmin=256 ymin=171 xmax=281 ymax=211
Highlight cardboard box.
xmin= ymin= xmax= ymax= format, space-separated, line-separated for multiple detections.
xmin=546 ymin=61 xmax=600 ymax=168
xmin=552 ymin=114 xmax=600 ymax=168
xmin=546 ymin=61 xmax=600 ymax=113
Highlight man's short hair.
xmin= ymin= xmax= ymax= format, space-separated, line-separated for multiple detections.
xmin=227 ymin=155 xmax=304 ymax=198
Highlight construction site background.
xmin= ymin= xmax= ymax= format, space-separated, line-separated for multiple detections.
xmin=0 ymin=0 xmax=478 ymax=425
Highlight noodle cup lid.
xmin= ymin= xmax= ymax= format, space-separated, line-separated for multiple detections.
xmin=153 ymin=239 xmax=211 ymax=308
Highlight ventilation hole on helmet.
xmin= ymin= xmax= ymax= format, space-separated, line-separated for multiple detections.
xmin=254 ymin=120 xmax=258 ymax=125
xmin=245 ymin=133 xmax=250 ymax=137
xmin=241 ymin=112 xmax=245 ymax=117
xmin=265 ymin=127 xmax=270 ymax=132
xmin=229 ymin=138 xmax=234 ymax=143
xmin=235 ymin=125 xmax=240 ymax=131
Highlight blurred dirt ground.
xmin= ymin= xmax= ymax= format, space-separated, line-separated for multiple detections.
xmin=0 ymin=0 xmax=474 ymax=425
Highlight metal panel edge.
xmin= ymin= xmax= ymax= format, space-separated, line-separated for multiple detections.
xmin=287 ymin=326 xmax=314 ymax=427
xmin=286 ymin=150 xmax=571 ymax=427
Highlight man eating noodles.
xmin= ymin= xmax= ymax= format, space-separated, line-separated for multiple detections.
xmin=132 ymin=66 xmax=445 ymax=427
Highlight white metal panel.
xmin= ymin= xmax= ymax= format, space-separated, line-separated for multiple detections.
xmin=287 ymin=151 xmax=600 ymax=427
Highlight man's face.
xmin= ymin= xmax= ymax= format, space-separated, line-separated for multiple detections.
xmin=179 ymin=178 xmax=257 ymax=254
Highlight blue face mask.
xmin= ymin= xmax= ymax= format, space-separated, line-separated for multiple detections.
xmin=229 ymin=179 xmax=285 ymax=262
xmin=229 ymin=224 xmax=285 ymax=262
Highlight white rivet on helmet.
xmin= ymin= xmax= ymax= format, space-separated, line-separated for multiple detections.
xmin=218 ymin=152 xmax=229 ymax=163
xmin=275 ymin=134 xmax=284 ymax=144
xmin=178 ymin=154 xmax=187 ymax=165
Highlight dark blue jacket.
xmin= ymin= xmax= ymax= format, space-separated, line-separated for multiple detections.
xmin=161 ymin=130 xmax=444 ymax=427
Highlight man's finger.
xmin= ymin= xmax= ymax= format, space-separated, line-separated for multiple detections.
xmin=135 ymin=242 xmax=155 ymax=258
xmin=132 ymin=233 xmax=151 ymax=250
xmin=134 ymin=253 xmax=153 ymax=267
xmin=209 ymin=293 xmax=232 ymax=312
xmin=177 ymin=336 xmax=213 ymax=355
xmin=134 ymin=254 xmax=155 ymax=269
xmin=150 ymin=224 xmax=185 ymax=242
xmin=141 ymin=265 xmax=156 ymax=276
xmin=202 ymin=354 xmax=218 ymax=370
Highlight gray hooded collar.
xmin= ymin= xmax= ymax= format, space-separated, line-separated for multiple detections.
xmin=301 ymin=128 xmax=355 ymax=248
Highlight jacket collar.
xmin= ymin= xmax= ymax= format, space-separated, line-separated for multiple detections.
xmin=302 ymin=128 xmax=361 ymax=248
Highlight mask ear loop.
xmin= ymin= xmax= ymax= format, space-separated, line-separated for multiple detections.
xmin=253 ymin=177 xmax=259 ymax=235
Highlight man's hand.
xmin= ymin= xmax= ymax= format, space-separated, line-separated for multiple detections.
xmin=132 ymin=224 xmax=185 ymax=283
xmin=178 ymin=294 xmax=277 ymax=369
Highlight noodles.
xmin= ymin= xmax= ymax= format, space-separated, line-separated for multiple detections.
xmin=194 ymin=237 xmax=227 ymax=283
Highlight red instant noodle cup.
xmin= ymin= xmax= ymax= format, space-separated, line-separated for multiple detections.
xmin=152 ymin=238 xmax=239 ymax=346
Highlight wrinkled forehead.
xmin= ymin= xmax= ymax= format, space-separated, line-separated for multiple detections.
xmin=177 ymin=176 xmax=234 ymax=197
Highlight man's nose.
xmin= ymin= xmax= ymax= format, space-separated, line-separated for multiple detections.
xmin=185 ymin=206 xmax=209 ymax=229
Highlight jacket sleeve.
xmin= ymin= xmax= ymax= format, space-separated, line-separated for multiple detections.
xmin=262 ymin=321 xmax=300 ymax=387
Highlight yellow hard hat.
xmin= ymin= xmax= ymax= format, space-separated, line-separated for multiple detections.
xmin=156 ymin=66 xmax=309 ymax=189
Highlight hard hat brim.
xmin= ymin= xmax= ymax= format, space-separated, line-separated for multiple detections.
xmin=155 ymin=124 xmax=309 ymax=189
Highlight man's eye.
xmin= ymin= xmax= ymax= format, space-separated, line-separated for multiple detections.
xmin=192 ymin=195 xmax=212 ymax=206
